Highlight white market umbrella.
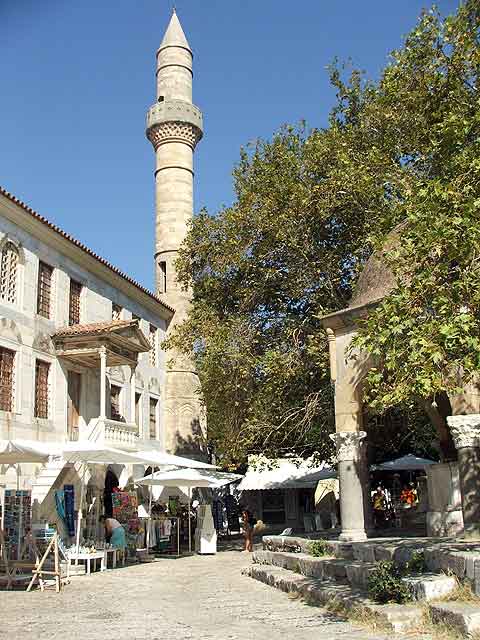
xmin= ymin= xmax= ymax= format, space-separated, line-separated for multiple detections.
xmin=134 ymin=449 xmax=217 ymax=470
xmin=137 ymin=468 xmax=243 ymax=552
xmin=61 ymin=443 xmax=158 ymax=557
xmin=0 ymin=439 xmax=61 ymax=464
xmin=372 ymin=454 xmax=437 ymax=472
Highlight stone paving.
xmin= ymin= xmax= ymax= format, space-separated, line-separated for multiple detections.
xmin=0 ymin=543 xmax=426 ymax=640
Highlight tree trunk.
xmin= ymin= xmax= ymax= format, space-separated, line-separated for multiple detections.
xmin=422 ymin=393 xmax=456 ymax=461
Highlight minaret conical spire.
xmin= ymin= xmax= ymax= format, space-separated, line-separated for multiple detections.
xmin=159 ymin=10 xmax=191 ymax=52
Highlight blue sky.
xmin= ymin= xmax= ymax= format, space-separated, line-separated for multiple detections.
xmin=1 ymin=0 xmax=458 ymax=291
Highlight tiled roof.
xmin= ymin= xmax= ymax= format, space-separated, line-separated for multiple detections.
xmin=0 ymin=186 xmax=175 ymax=316
xmin=52 ymin=320 xmax=136 ymax=338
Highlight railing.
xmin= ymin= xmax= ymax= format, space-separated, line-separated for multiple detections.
xmin=79 ymin=418 xmax=139 ymax=451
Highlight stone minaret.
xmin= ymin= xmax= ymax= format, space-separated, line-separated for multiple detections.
xmin=146 ymin=11 xmax=204 ymax=454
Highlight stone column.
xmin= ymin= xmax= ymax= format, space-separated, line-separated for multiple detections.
xmin=99 ymin=347 xmax=107 ymax=419
xmin=130 ymin=365 xmax=137 ymax=426
xmin=447 ymin=414 xmax=480 ymax=539
xmin=330 ymin=431 xmax=368 ymax=541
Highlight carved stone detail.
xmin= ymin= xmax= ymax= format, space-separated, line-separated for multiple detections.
xmin=147 ymin=121 xmax=202 ymax=150
xmin=330 ymin=430 xmax=367 ymax=462
xmin=447 ymin=414 xmax=480 ymax=449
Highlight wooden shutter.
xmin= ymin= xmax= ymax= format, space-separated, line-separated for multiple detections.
xmin=37 ymin=262 xmax=53 ymax=318
xmin=0 ymin=347 xmax=15 ymax=411
xmin=35 ymin=360 xmax=50 ymax=418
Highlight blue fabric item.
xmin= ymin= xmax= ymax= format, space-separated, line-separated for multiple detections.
xmin=63 ymin=484 xmax=76 ymax=537
xmin=55 ymin=490 xmax=66 ymax=520
xmin=110 ymin=526 xmax=126 ymax=549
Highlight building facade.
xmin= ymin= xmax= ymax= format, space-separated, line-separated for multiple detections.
xmin=0 ymin=11 xmax=205 ymax=504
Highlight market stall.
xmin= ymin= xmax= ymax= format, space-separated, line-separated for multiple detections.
xmin=137 ymin=468 xmax=242 ymax=553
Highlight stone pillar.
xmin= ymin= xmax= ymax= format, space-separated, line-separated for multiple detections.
xmin=330 ymin=431 xmax=368 ymax=541
xmin=99 ymin=347 xmax=107 ymax=419
xmin=130 ymin=365 xmax=137 ymax=426
xmin=447 ymin=414 xmax=480 ymax=539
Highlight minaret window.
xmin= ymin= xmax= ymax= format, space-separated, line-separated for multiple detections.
xmin=158 ymin=96 xmax=165 ymax=103
xmin=0 ymin=241 xmax=19 ymax=304
xmin=159 ymin=261 xmax=167 ymax=293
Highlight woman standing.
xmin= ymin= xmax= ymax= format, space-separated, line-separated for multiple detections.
xmin=242 ymin=509 xmax=255 ymax=552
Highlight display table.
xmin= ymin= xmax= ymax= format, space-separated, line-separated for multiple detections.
xmin=103 ymin=547 xmax=126 ymax=569
xmin=67 ymin=551 xmax=105 ymax=575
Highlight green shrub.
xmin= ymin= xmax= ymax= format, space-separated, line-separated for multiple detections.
xmin=309 ymin=539 xmax=333 ymax=557
xmin=405 ymin=551 xmax=426 ymax=574
xmin=367 ymin=561 xmax=412 ymax=604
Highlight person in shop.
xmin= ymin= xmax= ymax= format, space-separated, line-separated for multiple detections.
xmin=241 ymin=509 xmax=256 ymax=552
xmin=400 ymin=483 xmax=417 ymax=507
xmin=100 ymin=515 xmax=126 ymax=550
xmin=372 ymin=486 xmax=387 ymax=528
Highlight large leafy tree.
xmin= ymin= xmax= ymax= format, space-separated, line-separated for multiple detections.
xmin=166 ymin=1 xmax=479 ymax=466
xmin=352 ymin=1 xmax=480 ymax=458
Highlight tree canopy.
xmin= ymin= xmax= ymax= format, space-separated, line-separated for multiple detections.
xmin=165 ymin=1 xmax=480 ymax=467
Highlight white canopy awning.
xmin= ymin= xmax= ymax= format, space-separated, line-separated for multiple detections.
xmin=61 ymin=442 xmax=154 ymax=465
xmin=137 ymin=467 xmax=242 ymax=488
xmin=237 ymin=456 xmax=336 ymax=491
xmin=134 ymin=449 xmax=217 ymax=470
xmin=0 ymin=439 xmax=61 ymax=464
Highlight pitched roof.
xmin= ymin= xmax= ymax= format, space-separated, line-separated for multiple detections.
xmin=52 ymin=319 xmax=137 ymax=338
xmin=0 ymin=186 xmax=175 ymax=316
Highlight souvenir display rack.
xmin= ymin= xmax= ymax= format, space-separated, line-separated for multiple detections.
xmin=2 ymin=490 xmax=32 ymax=560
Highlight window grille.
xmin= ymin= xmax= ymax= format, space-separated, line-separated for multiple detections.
xmin=35 ymin=360 xmax=50 ymax=419
xmin=37 ymin=262 xmax=53 ymax=318
xmin=0 ymin=242 xmax=19 ymax=304
xmin=0 ymin=347 xmax=15 ymax=411
xmin=149 ymin=398 xmax=158 ymax=439
xmin=112 ymin=303 xmax=122 ymax=321
xmin=149 ymin=325 xmax=157 ymax=366
xmin=69 ymin=280 xmax=82 ymax=325
xmin=110 ymin=385 xmax=122 ymax=421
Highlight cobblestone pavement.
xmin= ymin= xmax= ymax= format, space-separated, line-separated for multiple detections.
xmin=0 ymin=544 xmax=426 ymax=640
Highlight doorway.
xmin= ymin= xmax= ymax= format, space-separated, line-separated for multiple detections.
xmin=67 ymin=371 xmax=81 ymax=441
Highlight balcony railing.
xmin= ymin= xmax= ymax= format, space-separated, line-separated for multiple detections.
xmin=80 ymin=417 xmax=139 ymax=451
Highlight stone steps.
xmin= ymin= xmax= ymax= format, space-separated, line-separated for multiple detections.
xmin=243 ymin=563 xmax=423 ymax=633
xmin=253 ymin=549 xmax=457 ymax=600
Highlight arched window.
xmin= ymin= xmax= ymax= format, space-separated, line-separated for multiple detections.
xmin=0 ymin=241 xmax=19 ymax=304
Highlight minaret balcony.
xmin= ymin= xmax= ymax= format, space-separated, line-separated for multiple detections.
xmin=146 ymin=99 xmax=203 ymax=131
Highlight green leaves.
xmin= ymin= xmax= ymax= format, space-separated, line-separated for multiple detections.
xmin=167 ymin=0 xmax=480 ymax=465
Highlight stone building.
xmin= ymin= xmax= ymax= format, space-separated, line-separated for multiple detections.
xmin=0 ymin=11 xmax=205 ymax=504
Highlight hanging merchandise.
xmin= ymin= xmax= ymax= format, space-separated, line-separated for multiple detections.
xmin=168 ymin=496 xmax=179 ymax=516
xmin=112 ymin=490 xmax=140 ymax=551
xmin=63 ymin=485 xmax=76 ymax=537
xmin=225 ymin=494 xmax=239 ymax=532
xmin=212 ymin=500 xmax=224 ymax=532
xmin=3 ymin=490 xmax=31 ymax=560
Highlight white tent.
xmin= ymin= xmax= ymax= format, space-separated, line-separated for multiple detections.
xmin=372 ymin=454 xmax=436 ymax=472
xmin=137 ymin=468 xmax=242 ymax=551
